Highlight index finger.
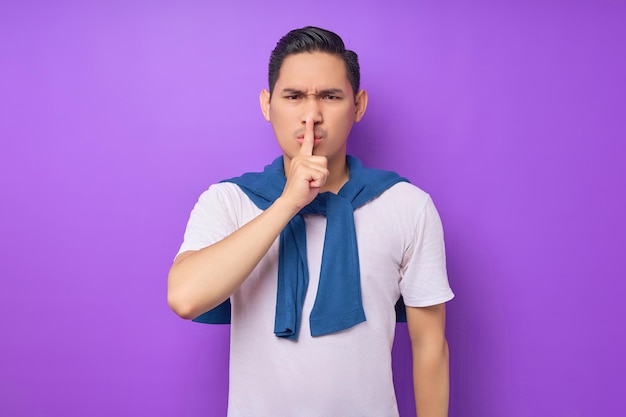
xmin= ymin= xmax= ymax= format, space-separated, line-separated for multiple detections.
xmin=299 ymin=116 xmax=314 ymax=156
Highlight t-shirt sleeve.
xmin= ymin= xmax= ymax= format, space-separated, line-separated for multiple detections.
xmin=399 ymin=196 xmax=454 ymax=307
xmin=176 ymin=184 xmax=239 ymax=257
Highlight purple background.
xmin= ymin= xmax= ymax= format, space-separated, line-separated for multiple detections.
xmin=1 ymin=1 xmax=625 ymax=416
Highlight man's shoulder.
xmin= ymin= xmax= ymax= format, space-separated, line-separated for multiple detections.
xmin=197 ymin=182 xmax=251 ymax=206
xmin=355 ymin=182 xmax=434 ymax=224
xmin=380 ymin=181 xmax=432 ymax=205
xmin=201 ymin=181 xmax=243 ymax=194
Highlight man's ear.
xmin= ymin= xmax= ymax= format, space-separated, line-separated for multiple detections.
xmin=354 ymin=89 xmax=368 ymax=122
xmin=260 ymin=89 xmax=271 ymax=121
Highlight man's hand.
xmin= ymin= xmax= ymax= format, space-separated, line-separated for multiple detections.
xmin=169 ymin=120 xmax=331 ymax=319
xmin=281 ymin=117 xmax=329 ymax=209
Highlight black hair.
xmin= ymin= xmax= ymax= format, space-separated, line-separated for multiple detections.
xmin=268 ymin=26 xmax=360 ymax=97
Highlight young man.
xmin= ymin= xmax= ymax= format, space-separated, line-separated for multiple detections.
xmin=168 ymin=26 xmax=454 ymax=417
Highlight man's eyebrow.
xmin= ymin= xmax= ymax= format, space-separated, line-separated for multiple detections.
xmin=280 ymin=88 xmax=345 ymax=95
xmin=319 ymin=88 xmax=345 ymax=95
xmin=280 ymin=88 xmax=305 ymax=95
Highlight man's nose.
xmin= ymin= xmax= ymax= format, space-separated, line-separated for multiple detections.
xmin=301 ymin=96 xmax=323 ymax=125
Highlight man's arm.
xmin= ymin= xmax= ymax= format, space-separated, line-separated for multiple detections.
xmin=406 ymin=303 xmax=450 ymax=417
xmin=168 ymin=117 xmax=327 ymax=320
xmin=168 ymin=197 xmax=300 ymax=319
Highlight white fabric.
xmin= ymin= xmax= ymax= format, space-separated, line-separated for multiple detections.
xmin=178 ymin=181 xmax=454 ymax=417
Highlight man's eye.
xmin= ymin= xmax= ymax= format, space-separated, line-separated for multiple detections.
xmin=324 ymin=95 xmax=340 ymax=101
xmin=285 ymin=95 xmax=300 ymax=100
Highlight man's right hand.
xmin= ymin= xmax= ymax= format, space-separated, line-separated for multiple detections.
xmin=169 ymin=118 xmax=329 ymax=320
xmin=281 ymin=117 xmax=329 ymax=210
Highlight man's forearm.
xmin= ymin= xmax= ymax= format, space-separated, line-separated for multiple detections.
xmin=167 ymin=196 xmax=299 ymax=320
xmin=413 ymin=340 xmax=450 ymax=417
xmin=168 ymin=118 xmax=331 ymax=321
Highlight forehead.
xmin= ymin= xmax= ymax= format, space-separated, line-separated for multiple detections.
xmin=275 ymin=52 xmax=351 ymax=91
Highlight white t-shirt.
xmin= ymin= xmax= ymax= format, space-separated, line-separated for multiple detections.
xmin=178 ymin=181 xmax=454 ymax=417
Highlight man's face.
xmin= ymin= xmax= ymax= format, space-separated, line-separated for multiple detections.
xmin=260 ymin=52 xmax=367 ymax=166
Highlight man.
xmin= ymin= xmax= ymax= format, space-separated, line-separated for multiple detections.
xmin=168 ymin=26 xmax=454 ymax=417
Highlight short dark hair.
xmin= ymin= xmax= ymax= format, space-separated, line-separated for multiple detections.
xmin=268 ymin=26 xmax=360 ymax=97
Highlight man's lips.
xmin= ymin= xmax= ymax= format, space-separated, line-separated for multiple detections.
xmin=295 ymin=127 xmax=327 ymax=142
xmin=297 ymin=137 xmax=323 ymax=145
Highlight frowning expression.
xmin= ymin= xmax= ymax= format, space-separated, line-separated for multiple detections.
xmin=260 ymin=52 xmax=367 ymax=166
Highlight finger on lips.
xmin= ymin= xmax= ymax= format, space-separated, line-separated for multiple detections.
xmin=299 ymin=116 xmax=315 ymax=156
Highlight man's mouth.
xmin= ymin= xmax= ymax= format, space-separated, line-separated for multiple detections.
xmin=295 ymin=127 xmax=327 ymax=142
xmin=296 ymin=137 xmax=324 ymax=144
